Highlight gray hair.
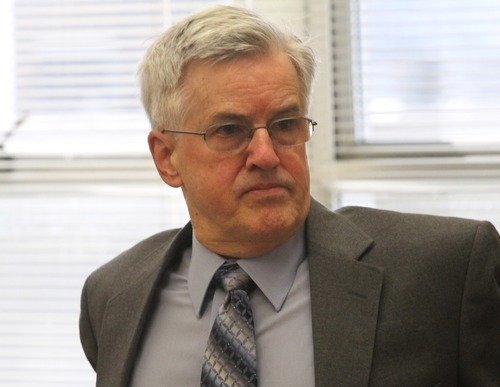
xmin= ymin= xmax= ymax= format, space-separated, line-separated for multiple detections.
xmin=138 ymin=5 xmax=316 ymax=130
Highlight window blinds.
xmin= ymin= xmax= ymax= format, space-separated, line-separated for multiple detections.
xmin=9 ymin=0 xmax=231 ymax=157
xmin=332 ymin=0 xmax=500 ymax=158
xmin=0 ymin=184 xmax=189 ymax=386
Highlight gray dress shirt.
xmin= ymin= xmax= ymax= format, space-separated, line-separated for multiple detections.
xmin=130 ymin=226 xmax=315 ymax=386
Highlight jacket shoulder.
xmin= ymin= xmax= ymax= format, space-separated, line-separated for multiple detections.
xmin=335 ymin=205 xmax=483 ymax=235
xmin=333 ymin=205 xmax=495 ymax=266
xmin=83 ymin=227 xmax=187 ymax=302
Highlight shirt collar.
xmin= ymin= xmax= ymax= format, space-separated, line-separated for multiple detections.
xmin=188 ymin=225 xmax=306 ymax=316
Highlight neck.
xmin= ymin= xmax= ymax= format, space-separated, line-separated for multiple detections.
xmin=194 ymin=226 xmax=303 ymax=259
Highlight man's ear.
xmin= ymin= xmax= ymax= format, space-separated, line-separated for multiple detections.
xmin=148 ymin=130 xmax=183 ymax=188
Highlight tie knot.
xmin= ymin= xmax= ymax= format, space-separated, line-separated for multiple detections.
xmin=214 ymin=263 xmax=253 ymax=293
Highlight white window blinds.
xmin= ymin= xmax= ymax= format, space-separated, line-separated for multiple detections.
xmin=333 ymin=0 xmax=500 ymax=158
xmin=0 ymin=184 xmax=190 ymax=387
xmin=10 ymin=0 xmax=161 ymax=156
xmin=8 ymin=0 xmax=232 ymax=157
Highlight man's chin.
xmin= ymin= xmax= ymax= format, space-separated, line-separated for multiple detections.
xmin=244 ymin=207 xmax=303 ymax=237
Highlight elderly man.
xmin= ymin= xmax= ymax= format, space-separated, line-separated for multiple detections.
xmin=80 ymin=5 xmax=500 ymax=387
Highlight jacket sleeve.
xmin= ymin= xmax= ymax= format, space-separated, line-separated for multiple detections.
xmin=79 ymin=277 xmax=98 ymax=372
xmin=459 ymin=220 xmax=500 ymax=386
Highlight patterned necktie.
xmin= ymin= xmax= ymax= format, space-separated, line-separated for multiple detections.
xmin=201 ymin=263 xmax=258 ymax=387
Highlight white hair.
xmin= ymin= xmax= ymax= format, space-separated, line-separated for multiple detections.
xmin=138 ymin=5 xmax=316 ymax=130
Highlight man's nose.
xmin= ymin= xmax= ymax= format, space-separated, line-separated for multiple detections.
xmin=245 ymin=127 xmax=280 ymax=170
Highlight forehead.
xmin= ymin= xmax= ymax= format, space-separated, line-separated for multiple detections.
xmin=182 ymin=51 xmax=304 ymax=123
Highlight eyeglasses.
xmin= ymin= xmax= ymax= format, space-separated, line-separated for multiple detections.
xmin=161 ymin=116 xmax=316 ymax=152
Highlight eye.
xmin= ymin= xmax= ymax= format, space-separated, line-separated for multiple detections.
xmin=273 ymin=118 xmax=297 ymax=131
xmin=212 ymin=123 xmax=247 ymax=137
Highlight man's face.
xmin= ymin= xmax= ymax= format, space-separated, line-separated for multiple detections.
xmin=149 ymin=51 xmax=311 ymax=257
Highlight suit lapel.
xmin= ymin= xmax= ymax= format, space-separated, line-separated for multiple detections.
xmin=307 ymin=200 xmax=383 ymax=387
xmin=96 ymin=224 xmax=192 ymax=387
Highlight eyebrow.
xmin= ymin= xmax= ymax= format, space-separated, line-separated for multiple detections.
xmin=210 ymin=113 xmax=248 ymax=123
xmin=209 ymin=104 xmax=303 ymax=124
xmin=273 ymin=104 xmax=302 ymax=118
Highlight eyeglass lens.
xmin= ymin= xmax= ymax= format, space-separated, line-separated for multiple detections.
xmin=205 ymin=117 xmax=313 ymax=151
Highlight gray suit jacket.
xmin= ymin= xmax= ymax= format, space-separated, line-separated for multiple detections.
xmin=80 ymin=198 xmax=500 ymax=386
